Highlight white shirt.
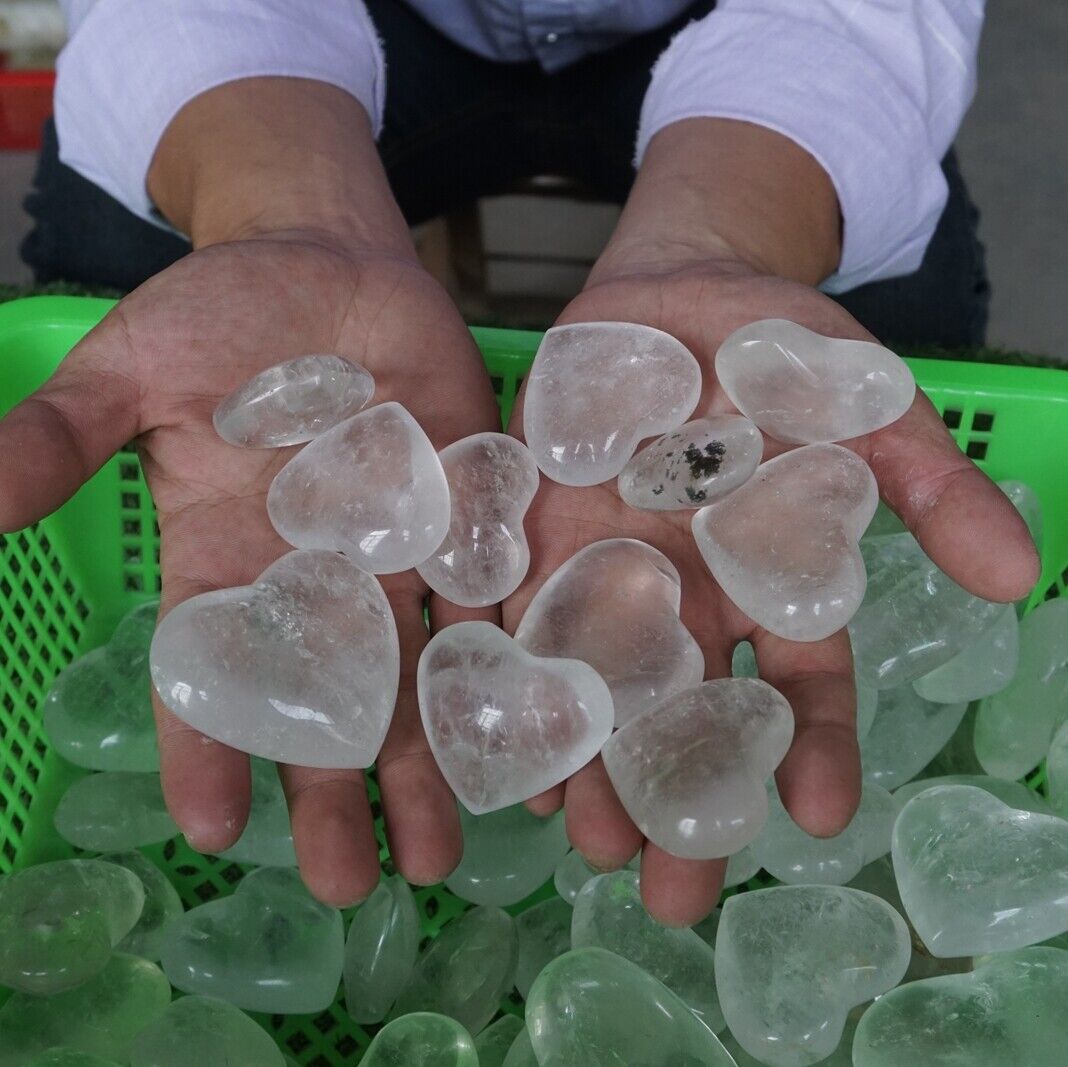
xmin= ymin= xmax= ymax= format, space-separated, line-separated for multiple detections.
xmin=54 ymin=0 xmax=984 ymax=292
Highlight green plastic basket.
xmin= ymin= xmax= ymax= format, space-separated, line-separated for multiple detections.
xmin=0 ymin=295 xmax=1065 ymax=1063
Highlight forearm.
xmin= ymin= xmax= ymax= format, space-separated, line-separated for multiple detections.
xmin=593 ymin=118 xmax=841 ymax=287
xmin=148 ymin=77 xmax=413 ymax=257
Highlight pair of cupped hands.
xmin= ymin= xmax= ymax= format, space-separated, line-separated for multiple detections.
xmin=0 ymin=229 xmax=1039 ymax=926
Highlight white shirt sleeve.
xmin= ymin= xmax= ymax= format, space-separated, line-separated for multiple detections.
xmin=636 ymin=0 xmax=985 ymax=292
xmin=55 ymin=0 xmax=385 ymax=226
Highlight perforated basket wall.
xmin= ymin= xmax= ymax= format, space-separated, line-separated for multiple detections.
xmin=0 ymin=297 xmax=1065 ymax=1062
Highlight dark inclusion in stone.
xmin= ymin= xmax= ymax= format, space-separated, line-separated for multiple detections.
xmin=683 ymin=440 xmax=726 ymax=479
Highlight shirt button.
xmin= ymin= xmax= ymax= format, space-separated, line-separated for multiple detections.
xmin=544 ymin=31 xmax=559 ymax=44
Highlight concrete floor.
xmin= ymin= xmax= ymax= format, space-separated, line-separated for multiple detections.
xmin=1 ymin=3 xmax=1065 ymax=360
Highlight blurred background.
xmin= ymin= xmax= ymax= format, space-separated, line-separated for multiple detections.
xmin=1 ymin=0 xmax=1065 ymax=361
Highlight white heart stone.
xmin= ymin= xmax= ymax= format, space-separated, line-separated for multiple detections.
xmin=859 ymin=686 xmax=969 ymax=790
xmin=151 ymin=550 xmax=399 ymax=768
xmin=752 ymin=778 xmax=895 ymax=886
xmin=514 ymin=539 xmax=704 ymax=727
xmin=893 ymin=775 xmax=1050 ymax=816
xmin=714 ymin=319 xmax=915 ymax=444
xmin=523 ymin=322 xmax=701 ymax=486
xmin=267 ymin=401 xmax=450 ymax=574
xmin=693 ymin=444 xmax=877 ymax=642
xmin=912 ymin=602 xmax=1019 ymax=704
xmin=617 ymin=415 xmax=763 ymax=510
xmin=416 ymin=433 xmax=538 ymax=607
xmin=892 ymin=785 xmax=1068 ymax=957
xmin=974 ymin=598 xmax=1068 ymax=780
xmin=715 ymin=885 xmax=910 ymax=1067
xmin=213 ymin=354 xmax=375 ymax=448
xmin=602 ymin=678 xmax=793 ymax=860
xmin=418 ymin=622 xmax=614 ymax=814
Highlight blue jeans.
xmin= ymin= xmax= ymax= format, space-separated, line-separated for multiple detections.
xmin=21 ymin=0 xmax=988 ymax=346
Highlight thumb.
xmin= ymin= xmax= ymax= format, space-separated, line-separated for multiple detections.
xmin=0 ymin=319 xmax=140 ymax=531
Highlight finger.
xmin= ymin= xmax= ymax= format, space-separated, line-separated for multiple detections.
xmin=378 ymin=579 xmax=463 ymax=885
xmin=0 ymin=323 xmax=139 ymax=531
xmin=639 ymin=844 xmax=726 ymax=927
xmin=862 ymin=392 xmax=1040 ymax=602
xmin=280 ymin=763 xmax=381 ymax=907
xmin=564 ymin=756 xmax=643 ymax=869
xmin=754 ymin=627 xmax=861 ymax=838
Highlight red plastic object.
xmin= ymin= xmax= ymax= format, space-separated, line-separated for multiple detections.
xmin=0 ymin=69 xmax=55 ymax=150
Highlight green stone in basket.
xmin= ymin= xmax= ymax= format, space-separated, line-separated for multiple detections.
xmin=362 ymin=1012 xmax=478 ymax=1066
xmin=474 ymin=1015 xmax=525 ymax=1067
xmin=29 ymin=1051 xmax=123 ymax=1066
xmin=100 ymin=850 xmax=183 ymax=962
xmin=54 ymin=771 xmax=178 ymax=851
xmin=218 ymin=757 xmax=297 ymax=868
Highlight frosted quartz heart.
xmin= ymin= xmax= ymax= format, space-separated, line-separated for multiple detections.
xmin=445 ymin=804 xmax=570 ymax=906
xmin=974 ymin=598 xmax=1068 ymax=780
xmin=572 ymin=870 xmax=725 ymax=1032
xmin=715 ymin=319 xmax=915 ymax=444
xmin=160 ymin=867 xmax=344 ymax=1013
xmin=42 ymin=600 xmax=159 ymax=772
xmin=267 ymin=401 xmax=450 ymax=573
xmin=363 ymin=1013 xmax=478 ymax=1067
xmin=0 ymin=955 xmax=171 ymax=1067
xmin=514 ymin=897 xmax=573 ymax=999
xmin=218 ymin=757 xmax=296 ymax=867
xmin=752 ymin=778 xmax=895 ymax=886
xmin=527 ymin=948 xmax=737 ymax=1066
xmin=617 ymin=415 xmax=763 ymax=510
xmin=523 ymin=322 xmax=702 ymax=486
xmin=715 ymin=885 xmax=909 ymax=1067
xmin=418 ymin=622 xmax=614 ymax=814
xmin=475 ymin=1016 xmax=525 ymax=1067
xmin=101 ymin=851 xmax=183 ymax=962
xmin=151 ymin=550 xmax=399 ymax=768
xmin=851 ymin=532 xmax=1004 ymax=689
xmin=213 ymin=354 xmax=375 ymax=448
xmin=693 ymin=444 xmax=878 ymax=642
xmin=721 ymin=1016 xmax=861 ymax=1067
xmin=343 ymin=875 xmax=421 ymax=1025
xmin=417 ymin=433 xmax=539 ymax=607
xmin=859 ymin=686 xmax=969 ymax=789
xmin=602 ymin=678 xmax=793 ymax=860
xmin=129 ymin=996 xmax=285 ymax=1067
xmin=893 ymin=774 xmax=1050 ymax=815
xmin=912 ymin=602 xmax=1018 ymax=703
xmin=390 ymin=906 xmax=518 ymax=1035
xmin=0 ymin=859 xmax=144 ymax=994
xmin=54 ymin=772 xmax=177 ymax=851
xmin=853 ymin=947 xmax=1068 ymax=1067
xmin=893 ymin=785 xmax=1068 ymax=957
xmin=514 ymin=539 xmax=704 ymax=727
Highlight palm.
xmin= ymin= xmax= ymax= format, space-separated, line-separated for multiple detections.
xmin=504 ymin=262 xmax=1039 ymax=924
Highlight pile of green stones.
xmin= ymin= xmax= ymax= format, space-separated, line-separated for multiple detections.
xmin=1 ymin=482 xmax=1067 ymax=1066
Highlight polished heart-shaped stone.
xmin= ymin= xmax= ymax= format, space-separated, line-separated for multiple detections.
xmin=602 ymin=678 xmax=793 ymax=860
xmin=752 ymin=778 xmax=895 ymax=886
xmin=390 ymin=906 xmax=518 ymax=1036
xmin=151 ymin=549 xmax=399 ymax=768
xmin=42 ymin=600 xmax=159 ymax=772
xmin=860 ymin=686 xmax=969 ymax=789
xmin=893 ymin=773 xmax=1050 ymax=815
xmin=553 ymin=850 xmax=640 ymax=905
xmin=0 ymin=954 xmax=171 ymax=1067
xmin=572 ymin=870 xmax=725 ymax=1032
xmin=0 ymin=859 xmax=144 ymax=994
xmin=130 ymin=995 xmax=285 ymax=1067
xmin=526 ymin=947 xmax=736 ymax=1066
xmin=693 ymin=444 xmax=878 ymax=642
xmin=343 ymin=875 xmax=421 ymax=1025
xmin=417 ymin=433 xmax=539 ymax=607
xmin=514 ymin=897 xmax=573 ymax=1000
xmin=362 ymin=1013 xmax=478 ymax=1067
xmin=974 ymin=598 xmax=1068 ymax=780
xmin=445 ymin=804 xmax=570 ymax=906
xmin=54 ymin=772 xmax=177 ymax=851
xmin=523 ymin=322 xmax=702 ymax=486
xmin=418 ymin=622 xmax=614 ymax=814
xmin=721 ymin=1015 xmax=862 ymax=1067
xmin=715 ymin=885 xmax=909 ymax=1067
xmin=214 ymin=354 xmax=375 ymax=448
xmin=892 ymin=785 xmax=1068 ymax=957
xmin=474 ymin=1016 xmax=525 ymax=1067
xmin=218 ymin=757 xmax=296 ymax=867
xmin=267 ymin=401 xmax=450 ymax=573
xmin=160 ymin=866 xmax=344 ymax=1013
xmin=100 ymin=851 xmax=183 ymax=962
xmin=853 ymin=947 xmax=1068 ymax=1067
xmin=514 ymin=538 xmax=704 ymax=727
xmin=715 ymin=319 xmax=915 ymax=444
xmin=618 ymin=415 xmax=763 ymax=510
